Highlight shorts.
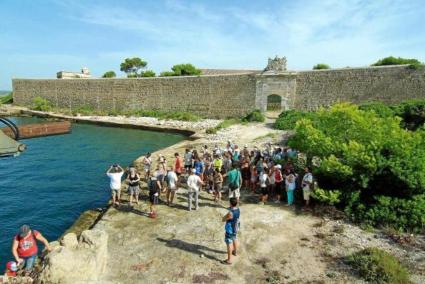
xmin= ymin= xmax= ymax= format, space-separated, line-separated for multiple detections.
xmin=229 ymin=187 xmax=240 ymax=198
xmin=144 ymin=165 xmax=151 ymax=172
xmin=111 ymin=188 xmax=120 ymax=195
xmin=225 ymin=233 xmax=237 ymax=245
xmin=184 ymin=165 xmax=192 ymax=171
xmin=128 ymin=185 xmax=140 ymax=195
xmin=275 ymin=182 xmax=284 ymax=196
xmin=149 ymin=193 xmax=158 ymax=204
xmin=261 ymin=186 xmax=269 ymax=195
xmin=167 ymin=186 xmax=177 ymax=193
xmin=176 ymin=172 xmax=182 ymax=177
xmin=303 ymin=188 xmax=311 ymax=200
xmin=214 ymin=183 xmax=223 ymax=193
xmin=22 ymin=254 xmax=37 ymax=272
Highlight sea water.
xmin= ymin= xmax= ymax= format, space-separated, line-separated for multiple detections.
xmin=0 ymin=117 xmax=184 ymax=267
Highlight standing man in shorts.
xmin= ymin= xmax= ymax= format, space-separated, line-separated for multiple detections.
xmin=184 ymin=149 xmax=193 ymax=175
xmin=106 ymin=164 xmax=124 ymax=206
xmin=166 ymin=167 xmax=178 ymax=206
xmin=221 ymin=197 xmax=240 ymax=265
xmin=142 ymin=153 xmax=152 ymax=181
xmin=126 ymin=166 xmax=141 ymax=205
xmin=148 ymin=176 xmax=161 ymax=218
xmin=302 ymin=167 xmax=314 ymax=208
xmin=226 ymin=164 xmax=242 ymax=203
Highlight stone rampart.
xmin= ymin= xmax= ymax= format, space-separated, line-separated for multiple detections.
xmin=295 ymin=65 xmax=425 ymax=110
xmin=12 ymin=65 xmax=425 ymax=118
xmin=13 ymin=74 xmax=257 ymax=118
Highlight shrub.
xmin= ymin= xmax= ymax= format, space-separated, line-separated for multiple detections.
xmin=206 ymin=128 xmax=217 ymax=134
xmin=372 ymin=56 xmax=421 ymax=66
xmin=242 ymin=110 xmax=265 ymax=122
xmin=102 ymin=71 xmax=116 ymax=78
xmin=347 ymin=248 xmax=410 ymax=283
xmin=141 ymin=70 xmax=156 ymax=77
xmin=310 ymin=188 xmax=341 ymax=206
xmin=287 ymin=103 xmax=425 ymax=232
xmin=313 ymin=63 xmax=330 ymax=70
xmin=32 ymin=97 xmax=52 ymax=111
xmin=160 ymin=63 xmax=201 ymax=76
xmin=274 ymin=110 xmax=316 ymax=130
xmin=0 ymin=92 xmax=13 ymax=104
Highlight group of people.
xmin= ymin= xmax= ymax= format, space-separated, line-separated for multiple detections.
xmin=106 ymin=141 xmax=314 ymax=265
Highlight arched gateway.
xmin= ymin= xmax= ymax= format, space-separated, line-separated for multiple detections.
xmin=267 ymin=94 xmax=282 ymax=111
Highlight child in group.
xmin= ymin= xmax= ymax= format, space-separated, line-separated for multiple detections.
xmin=4 ymin=261 xmax=18 ymax=277
xmin=213 ymin=167 xmax=223 ymax=202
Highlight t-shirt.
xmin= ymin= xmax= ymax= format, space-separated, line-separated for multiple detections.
xmin=15 ymin=230 xmax=40 ymax=258
xmin=227 ymin=169 xmax=241 ymax=188
xmin=259 ymin=173 xmax=269 ymax=188
xmin=107 ymin=171 xmax=124 ymax=190
xmin=167 ymin=171 xmax=178 ymax=189
xmin=187 ymin=174 xmax=202 ymax=191
xmin=302 ymin=173 xmax=313 ymax=190
xmin=174 ymin=157 xmax=183 ymax=173
xmin=213 ymin=158 xmax=223 ymax=170
xmin=275 ymin=170 xmax=283 ymax=183
xmin=184 ymin=152 xmax=193 ymax=166
xmin=194 ymin=160 xmax=204 ymax=175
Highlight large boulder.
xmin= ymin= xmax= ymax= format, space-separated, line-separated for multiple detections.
xmin=37 ymin=229 xmax=108 ymax=283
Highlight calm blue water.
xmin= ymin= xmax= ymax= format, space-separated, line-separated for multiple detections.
xmin=0 ymin=117 xmax=184 ymax=267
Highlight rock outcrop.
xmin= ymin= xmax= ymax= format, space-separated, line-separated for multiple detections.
xmin=37 ymin=229 xmax=108 ymax=283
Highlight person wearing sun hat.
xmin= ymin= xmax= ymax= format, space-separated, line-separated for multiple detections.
xmin=11 ymin=225 xmax=51 ymax=275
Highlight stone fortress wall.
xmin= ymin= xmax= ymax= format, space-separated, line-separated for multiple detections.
xmin=12 ymin=65 xmax=425 ymax=118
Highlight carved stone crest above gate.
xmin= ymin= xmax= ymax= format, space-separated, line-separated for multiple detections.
xmin=263 ymin=56 xmax=287 ymax=73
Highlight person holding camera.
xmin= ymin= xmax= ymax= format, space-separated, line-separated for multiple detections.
xmin=106 ymin=164 xmax=124 ymax=206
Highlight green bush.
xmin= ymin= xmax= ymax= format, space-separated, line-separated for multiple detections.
xmin=32 ymin=97 xmax=52 ymax=111
xmin=0 ymin=92 xmax=13 ymax=104
xmin=287 ymin=103 xmax=425 ymax=231
xmin=160 ymin=63 xmax=201 ymax=76
xmin=242 ymin=110 xmax=265 ymax=122
xmin=310 ymin=188 xmax=341 ymax=206
xmin=141 ymin=70 xmax=156 ymax=77
xmin=125 ymin=109 xmax=200 ymax=121
xmin=206 ymin=128 xmax=217 ymax=134
xmin=347 ymin=248 xmax=410 ymax=283
xmin=372 ymin=56 xmax=421 ymax=66
xmin=274 ymin=110 xmax=316 ymax=130
xmin=102 ymin=71 xmax=116 ymax=78
xmin=313 ymin=63 xmax=330 ymax=70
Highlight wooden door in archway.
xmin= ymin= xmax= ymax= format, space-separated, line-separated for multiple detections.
xmin=267 ymin=94 xmax=282 ymax=111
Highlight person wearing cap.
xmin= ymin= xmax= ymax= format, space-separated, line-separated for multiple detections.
xmin=274 ymin=164 xmax=284 ymax=203
xmin=106 ymin=164 xmax=124 ymax=206
xmin=187 ymin=168 xmax=204 ymax=211
xmin=12 ymin=225 xmax=51 ymax=274
xmin=4 ymin=261 xmax=18 ymax=277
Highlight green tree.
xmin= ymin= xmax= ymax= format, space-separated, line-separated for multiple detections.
xmin=313 ymin=63 xmax=330 ymax=70
xmin=372 ymin=56 xmax=421 ymax=66
xmin=160 ymin=63 xmax=201 ymax=76
xmin=141 ymin=70 xmax=156 ymax=77
xmin=120 ymin=57 xmax=147 ymax=77
xmin=102 ymin=71 xmax=116 ymax=78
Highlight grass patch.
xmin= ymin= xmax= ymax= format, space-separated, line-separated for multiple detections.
xmin=346 ymin=248 xmax=410 ymax=283
xmin=0 ymin=92 xmax=13 ymax=104
xmin=32 ymin=97 xmax=53 ymax=111
xmin=253 ymin=132 xmax=277 ymax=141
xmin=242 ymin=109 xmax=265 ymax=122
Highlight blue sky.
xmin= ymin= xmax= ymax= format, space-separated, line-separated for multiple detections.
xmin=1 ymin=0 xmax=424 ymax=90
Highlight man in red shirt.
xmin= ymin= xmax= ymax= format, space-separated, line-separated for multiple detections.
xmin=11 ymin=225 xmax=51 ymax=275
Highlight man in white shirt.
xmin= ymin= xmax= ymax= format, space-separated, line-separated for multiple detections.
xmin=302 ymin=167 xmax=314 ymax=207
xmin=106 ymin=164 xmax=124 ymax=206
xmin=187 ymin=169 xmax=204 ymax=211
xmin=166 ymin=168 xmax=179 ymax=206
